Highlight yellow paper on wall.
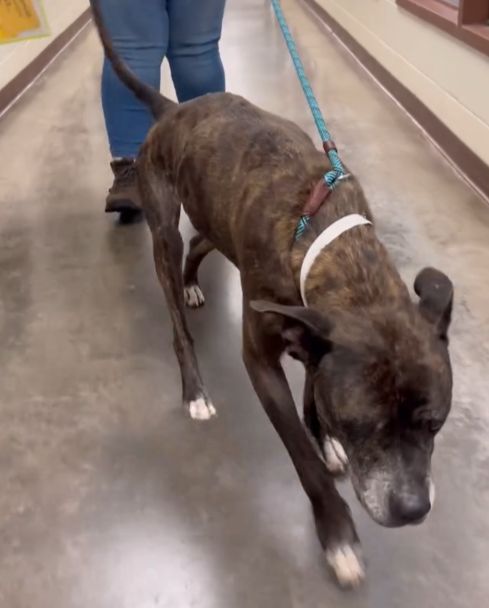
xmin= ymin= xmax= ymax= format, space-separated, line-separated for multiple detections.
xmin=0 ymin=0 xmax=49 ymax=44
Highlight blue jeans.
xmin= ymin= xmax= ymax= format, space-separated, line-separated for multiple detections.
xmin=100 ymin=0 xmax=226 ymax=158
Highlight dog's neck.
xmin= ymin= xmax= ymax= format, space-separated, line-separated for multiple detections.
xmin=290 ymin=178 xmax=410 ymax=312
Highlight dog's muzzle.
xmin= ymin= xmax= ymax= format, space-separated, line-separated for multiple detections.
xmin=352 ymin=470 xmax=435 ymax=528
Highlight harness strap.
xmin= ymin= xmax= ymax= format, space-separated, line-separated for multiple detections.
xmin=300 ymin=214 xmax=372 ymax=305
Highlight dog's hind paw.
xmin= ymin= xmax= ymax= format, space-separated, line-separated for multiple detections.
xmin=324 ymin=437 xmax=348 ymax=476
xmin=184 ymin=284 xmax=205 ymax=308
xmin=326 ymin=544 xmax=365 ymax=589
xmin=187 ymin=397 xmax=217 ymax=421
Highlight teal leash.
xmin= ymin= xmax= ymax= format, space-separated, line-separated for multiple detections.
xmin=270 ymin=0 xmax=349 ymax=238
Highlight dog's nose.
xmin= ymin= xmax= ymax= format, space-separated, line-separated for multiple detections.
xmin=390 ymin=492 xmax=431 ymax=525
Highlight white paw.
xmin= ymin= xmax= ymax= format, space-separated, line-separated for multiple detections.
xmin=326 ymin=544 xmax=365 ymax=589
xmin=184 ymin=284 xmax=205 ymax=308
xmin=324 ymin=437 xmax=348 ymax=475
xmin=187 ymin=397 xmax=216 ymax=421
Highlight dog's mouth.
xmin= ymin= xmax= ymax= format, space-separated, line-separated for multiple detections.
xmin=352 ymin=483 xmax=400 ymax=528
xmin=350 ymin=470 xmax=434 ymax=528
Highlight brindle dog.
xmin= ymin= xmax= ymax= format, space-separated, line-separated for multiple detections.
xmin=90 ymin=0 xmax=453 ymax=588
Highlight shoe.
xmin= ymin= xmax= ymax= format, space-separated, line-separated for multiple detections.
xmin=105 ymin=158 xmax=143 ymax=223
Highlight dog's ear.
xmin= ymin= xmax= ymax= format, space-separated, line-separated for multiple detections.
xmin=414 ymin=267 xmax=453 ymax=340
xmin=250 ymin=301 xmax=333 ymax=363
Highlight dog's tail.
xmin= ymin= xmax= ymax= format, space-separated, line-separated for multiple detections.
xmin=89 ymin=0 xmax=174 ymax=119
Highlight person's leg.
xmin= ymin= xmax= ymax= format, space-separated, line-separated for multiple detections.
xmin=99 ymin=0 xmax=168 ymax=218
xmin=167 ymin=0 xmax=226 ymax=103
xmin=101 ymin=0 xmax=168 ymax=157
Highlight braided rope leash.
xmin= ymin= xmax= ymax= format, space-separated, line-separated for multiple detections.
xmin=270 ymin=0 xmax=349 ymax=239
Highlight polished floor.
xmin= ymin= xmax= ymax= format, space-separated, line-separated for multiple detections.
xmin=1 ymin=0 xmax=489 ymax=606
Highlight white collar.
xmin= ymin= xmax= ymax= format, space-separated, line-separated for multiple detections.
xmin=299 ymin=213 xmax=372 ymax=306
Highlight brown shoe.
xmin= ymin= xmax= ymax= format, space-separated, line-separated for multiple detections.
xmin=105 ymin=158 xmax=142 ymax=223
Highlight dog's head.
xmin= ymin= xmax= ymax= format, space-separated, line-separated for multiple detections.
xmin=252 ymin=267 xmax=453 ymax=528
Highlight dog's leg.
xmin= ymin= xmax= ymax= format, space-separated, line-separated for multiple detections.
xmin=303 ymin=371 xmax=324 ymax=448
xmin=141 ymin=174 xmax=216 ymax=421
xmin=303 ymin=373 xmax=348 ymax=477
xmin=242 ymin=316 xmax=364 ymax=588
xmin=183 ymin=233 xmax=214 ymax=309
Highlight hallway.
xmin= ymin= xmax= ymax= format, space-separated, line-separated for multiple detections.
xmin=1 ymin=1 xmax=488 ymax=606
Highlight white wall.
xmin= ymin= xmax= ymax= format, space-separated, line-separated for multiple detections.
xmin=315 ymin=0 xmax=489 ymax=165
xmin=0 ymin=0 xmax=89 ymax=91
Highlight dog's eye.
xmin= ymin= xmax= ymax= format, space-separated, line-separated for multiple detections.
xmin=416 ymin=418 xmax=444 ymax=434
xmin=410 ymin=413 xmax=444 ymax=434
xmin=428 ymin=419 xmax=444 ymax=434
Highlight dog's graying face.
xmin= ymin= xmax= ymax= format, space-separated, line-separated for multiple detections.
xmin=253 ymin=267 xmax=453 ymax=528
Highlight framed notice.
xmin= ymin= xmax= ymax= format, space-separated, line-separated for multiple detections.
xmin=0 ymin=0 xmax=50 ymax=44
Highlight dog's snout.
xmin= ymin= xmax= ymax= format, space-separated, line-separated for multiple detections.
xmin=390 ymin=491 xmax=431 ymax=525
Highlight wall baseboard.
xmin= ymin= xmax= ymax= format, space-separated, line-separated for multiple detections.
xmin=0 ymin=8 xmax=91 ymax=118
xmin=302 ymin=0 xmax=489 ymax=201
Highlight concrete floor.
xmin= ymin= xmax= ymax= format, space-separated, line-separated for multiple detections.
xmin=1 ymin=0 xmax=489 ymax=606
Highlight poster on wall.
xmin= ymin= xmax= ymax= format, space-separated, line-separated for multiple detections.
xmin=0 ymin=0 xmax=50 ymax=44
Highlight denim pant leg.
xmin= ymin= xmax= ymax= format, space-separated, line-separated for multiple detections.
xmin=167 ymin=0 xmax=226 ymax=102
xmin=100 ymin=0 xmax=168 ymax=158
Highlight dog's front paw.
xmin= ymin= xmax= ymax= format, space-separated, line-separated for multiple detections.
xmin=314 ymin=495 xmax=363 ymax=588
xmin=184 ymin=284 xmax=205 ymax=308
xmin=186 ymin=396 xmax=216 ymax=421
xmin=324 ymin=437 xmax=348 ymax=476
xmin=325 ymin=543 xmax=365 ymax=589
